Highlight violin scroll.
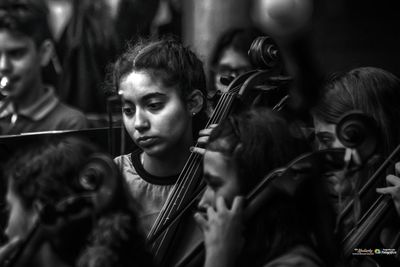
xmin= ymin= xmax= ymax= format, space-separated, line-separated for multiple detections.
xmin=248 ymin=36 xmax=281 ymax=70
xmin=336 ymin=111 xmax=378 ymax=163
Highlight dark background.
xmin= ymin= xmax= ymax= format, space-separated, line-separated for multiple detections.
xmin=312 ymin=0 xmax=400 ymax=77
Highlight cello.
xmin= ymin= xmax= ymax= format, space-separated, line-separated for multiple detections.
xmin=169 ymin=109 xmax=378 ymax=267
xmin=146 ymin=37 xmax=291 ymax=267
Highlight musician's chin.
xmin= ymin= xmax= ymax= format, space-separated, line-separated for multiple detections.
xmin=325 ymin=177 xmax=352 ymax=199
xmin=140 ymin=142 xmax=167 ymax=157
xmin=324 ymin=172 xmax=353 ymax=197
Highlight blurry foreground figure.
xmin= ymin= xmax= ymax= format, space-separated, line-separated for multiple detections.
xmin=0 ymin=136 xmax=154 ymax=267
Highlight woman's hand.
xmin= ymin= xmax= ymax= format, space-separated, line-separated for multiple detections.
xmin=376 ymin=162 xmax=400 ymax=217
xmin=194 ymin=196 xmax=245 ymax=267
xmin=197 ymin=124 xmax=218 ymax=146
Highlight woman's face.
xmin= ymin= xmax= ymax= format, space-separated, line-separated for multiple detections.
xmin=198 ymin=150 xmax=241 ymax=210
xmin=313 ymin=116 xmax=345 ymax=150
xmin=214 ymin=47 xmax=251 ymax=93
xmin=313 ymin=116 xmax=354 ymax=198
xmin=5 ymin=185 xmax=38 ymax=241
xmin=119 ymin=71 xmax=193 ymax=158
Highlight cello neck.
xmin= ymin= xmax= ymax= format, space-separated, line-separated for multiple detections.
xmin=342 ymin=195 xmax=393 ymax=257
xmin=146 ymin=75 xmax=248 ymax=265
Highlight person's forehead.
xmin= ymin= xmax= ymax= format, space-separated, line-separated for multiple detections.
xmin=218 ymin=47 xmax=250 ymax=67
xmin=313 ymin=116 xmax=336 ymax=133
xmin=0 ymin=29 xmax=35 ymax=49
xmin=119 ymin=71 xmax=173 ymax=98
xmin=204 ymin=150 xmax=234 ymax=173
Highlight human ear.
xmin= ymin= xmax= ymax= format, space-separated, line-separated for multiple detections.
xmin=186 ymin=89 xmax=204 ymax=116
xmin=38 ymin=39 xmax=54 ymax=67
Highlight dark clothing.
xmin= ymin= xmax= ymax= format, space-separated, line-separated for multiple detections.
xmin=54 ymin=0 xmax=119 ymax=113
xmin=263 ymin=246 xmax=323 ymax=267
xmin=0 ymin=87 xmax=87 ymax=135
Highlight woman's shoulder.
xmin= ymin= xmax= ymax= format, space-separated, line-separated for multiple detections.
xmin=263 ymin=245 xmax=324 ymax=267
xmin=114 ymin=153 xmax=131 ymax=164
xmin=114 ymin=149 xmax=141 ymax=166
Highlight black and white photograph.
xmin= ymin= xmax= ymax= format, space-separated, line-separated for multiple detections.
xmin=1 ymin=0 xmax=400 ymax=266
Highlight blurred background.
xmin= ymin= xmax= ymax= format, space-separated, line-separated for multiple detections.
xmin=182 ymin=0 xmax=400 ymax=77
xmin=7 ymin=0 xmax=400 ymax=123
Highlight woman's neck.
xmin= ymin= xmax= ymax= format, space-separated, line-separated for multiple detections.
xmin=142 ymin=139 xmax=193 ymax=177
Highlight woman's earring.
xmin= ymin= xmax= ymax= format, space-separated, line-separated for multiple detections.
xmin=192 ymin=112 xmax=196 ymax=116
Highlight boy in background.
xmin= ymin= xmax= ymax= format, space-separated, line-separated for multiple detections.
xmin=0 ymin=0 xmax=87 ymax=135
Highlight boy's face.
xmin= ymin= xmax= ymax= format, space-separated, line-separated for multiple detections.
xmin=198 ymin=150 xmax=241 ymax=210
xmin=0 ymin=30 xmax=43 ymax=100
xmin=119 ymin=71 xmax=193 ymax=158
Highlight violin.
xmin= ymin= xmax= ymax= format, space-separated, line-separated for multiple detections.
xmin=335 ymin=111 xmax=400 ymax=266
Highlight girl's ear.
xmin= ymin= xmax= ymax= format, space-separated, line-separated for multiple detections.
xmin=186 ymin=89 xmax=204 ymax=116
xmin=38 ymin=39 xmax=54 ymax=67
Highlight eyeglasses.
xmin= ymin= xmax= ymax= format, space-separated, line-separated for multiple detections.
xmin=213 ymin=64 xmax=252 ymax=77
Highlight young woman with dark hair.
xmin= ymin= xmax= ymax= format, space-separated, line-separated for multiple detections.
xmin=312 ymin=66 xmax=400 ymax=155
xmin=112 ymin=37 xmax=208 ymax=236
xmin=312 ymin=66 xmax=400 ymax=265
xmin=312 ymin=67 xmax=400 ymax=209
xmin=194 ymin=108 xmax=339 ymax=267
xmin=0 ymin=136 xmax=154 ymax=267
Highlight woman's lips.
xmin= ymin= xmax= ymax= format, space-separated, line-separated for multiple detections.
xmin=137 ymin=136 xmax=159 ymax=147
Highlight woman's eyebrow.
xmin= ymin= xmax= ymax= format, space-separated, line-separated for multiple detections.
xmin=141 ymin=92 xmax=167 ymax=102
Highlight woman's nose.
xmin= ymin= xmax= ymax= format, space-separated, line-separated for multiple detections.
xmin=134 ymin=110 xmax=150 ymax=132
xmin=198 ymin=188 xmax=213 ymax=210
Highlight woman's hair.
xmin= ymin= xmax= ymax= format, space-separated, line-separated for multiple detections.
xmin=208 ymin=27 xmax=263 ymax=92
xmin=206 ymin=108 xmax=338 ymax=267
xmin=0 ymin=0 xmax=51 ymax=46
xmin=210 ymin=27 xmax=262 ymax=69
xmin=312 ymin=66 xmax=400 ymax=156
xmin=207 ymin=108 xmax=309 ymax=194
xmin=111 ymin=36 xmax=208 ymax=137
xmin=4 ymin=136 xmax=154 ymax=267
xmin=5 ymin=136 xmax=98 ymax=209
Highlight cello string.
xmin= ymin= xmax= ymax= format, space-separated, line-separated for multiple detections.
xmin=147 ymin=93 xmax=231 ymax=237
xmin=168 ymin=94 xmax=236 ymax=211
xmin=173 ymin=95 xmax=237 ymax=212
xmin=159 ymin=94 xmax=234 ymax=219
xmin=149 ymin=93 xmax=236 ymax=238
xmin=149 ymin=81 xmax=243 ymax=240
xmin=155 ymin=97 xmax=236 ymax=245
